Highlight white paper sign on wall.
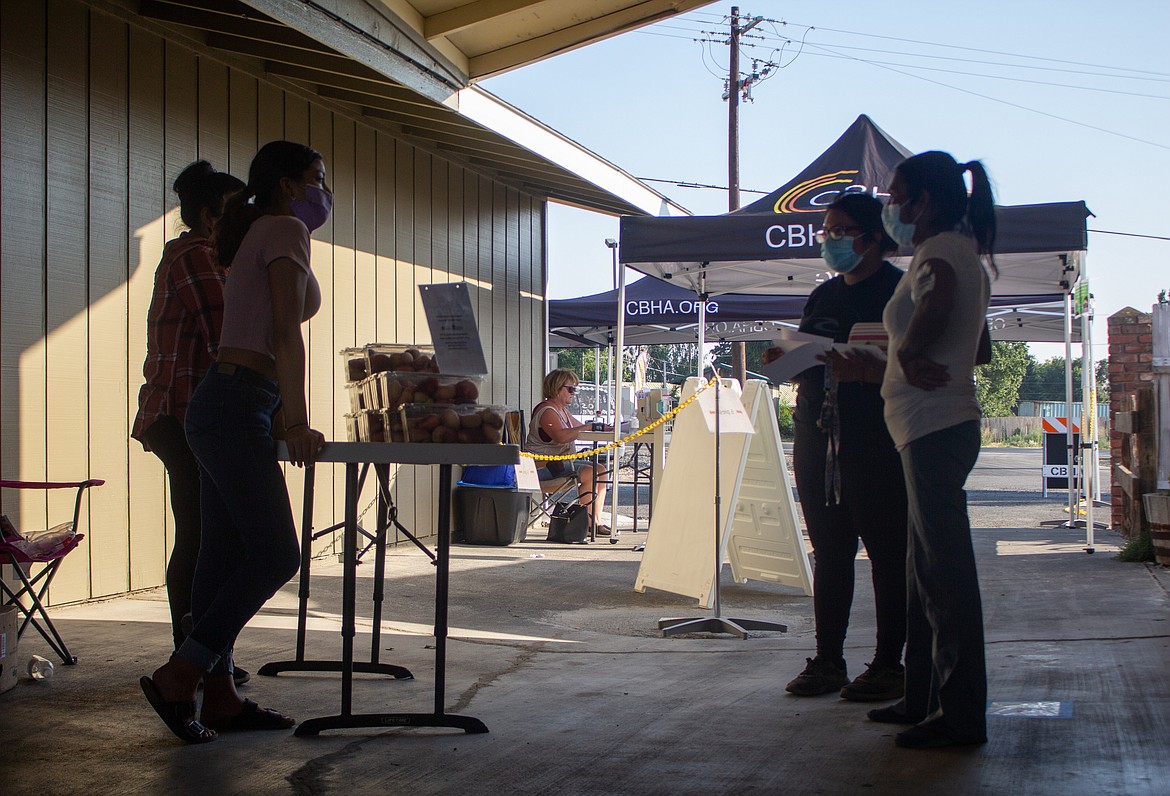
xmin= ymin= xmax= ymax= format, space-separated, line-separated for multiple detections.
xmin=418 ymin=283 xmax=489 ymax=375
xmin=694 ymin=383 xmax=755 ymax=435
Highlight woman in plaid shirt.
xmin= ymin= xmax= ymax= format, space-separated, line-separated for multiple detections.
xmin=132 ymin=161 xmax=245 ymax=669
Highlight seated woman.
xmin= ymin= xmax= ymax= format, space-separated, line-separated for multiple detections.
xmin=526 ymin=369 xmax=610 ymax=533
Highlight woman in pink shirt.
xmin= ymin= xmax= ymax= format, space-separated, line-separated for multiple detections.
xmin=140 ymin=141 xmax=329 ymax=744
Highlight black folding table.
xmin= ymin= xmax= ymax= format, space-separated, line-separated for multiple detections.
xmin=268 ymin=440 xmax=519 ymax=737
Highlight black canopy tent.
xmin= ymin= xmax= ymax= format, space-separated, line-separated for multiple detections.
xmin=605 ymin=114 xmax=1097 ymax=543
xmin=548 ymin=276 xmax=807 ymax=348
xmin=549 ymin=278 xmax=1081 ymax=347
xmin=618 ymin=115 xmax=1090 ymax=300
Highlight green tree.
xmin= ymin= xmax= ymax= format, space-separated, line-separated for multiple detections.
xmin=1095 ymin=358 xmax=1109 ymax=403
xmin=1018 ymin=356 xmax=1108 ymax=403
xmin=1019 ymin=357 xmax=1070 ymax=401
xmin=645 ymin=343 xmax=699 ymax=383
xmin=975 ymin=342 xmax=1032 ymax=417
xmin=553 ymin=345 xmax=697 ymax=385
xmin=550 ymin=347 xmax=617 ymax=382
xmin=710 ymin=340 xmax=773 ymax=377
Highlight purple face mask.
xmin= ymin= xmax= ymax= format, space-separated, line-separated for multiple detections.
xmin=292 ymin=184 xmax=332 ymax=232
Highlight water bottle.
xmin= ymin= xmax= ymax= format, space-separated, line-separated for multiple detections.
xmin=28 ymin=654 xmax=54 ymax=681
xmin=592 ymin=411 xmax=605 ymax=432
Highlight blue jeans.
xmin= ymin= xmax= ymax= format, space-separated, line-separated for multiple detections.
xmin=177 ymin=362 xmax=301 ymax=674
xmin=898 ymin=419 xmax=986 ymax=738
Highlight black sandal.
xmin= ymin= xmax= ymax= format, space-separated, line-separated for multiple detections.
xmin=203 ymin=699 xmax=295 ymax=732
xmin=139 ymin=676 xmax=217 ymax=744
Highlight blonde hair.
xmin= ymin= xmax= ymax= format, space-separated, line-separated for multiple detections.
xmin=542 ymin=369 xmax=579 ymax=400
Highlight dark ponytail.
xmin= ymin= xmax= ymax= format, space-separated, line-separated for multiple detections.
xmin=896 ymin=151 xmax=998 ymax=277
xmin=172 ymin=160 xmax=245 ymax=232
xmin=214 ymin=140 xmax=321 ymax=267
xmin=961 ymin=160 xmax=997 ymax=275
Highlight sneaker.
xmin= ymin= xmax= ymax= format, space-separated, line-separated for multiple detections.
xmin=785 ymin=656 xmax=849 ymax=696
xmin=840 ymin=661 xmax=905 ymax=702
xmin=594 ymin=524 xmax=612 ymax=536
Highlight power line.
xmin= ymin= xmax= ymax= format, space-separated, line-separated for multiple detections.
xmin=1088 ymin=229 xmax=1170 ymax=242
xmin=745 ymin=33 xmax=1170 ymax=84
xmin=801 ymin=38 xmax=1170 ymax=151
xmin=673 ymin=13 xmax=1170 ymax=79
xmin=644 ymin=24 xmax=1170 ymax=99
xmin=794 ymin=22 xmax=1170 ymax=79
xmin=635 ymin=13 xmax=1166 ymax=152
xmin=736 ymin=41 xmax=1170 ymax=100
xmin=635 ymin=176 xmax=769 ymax=194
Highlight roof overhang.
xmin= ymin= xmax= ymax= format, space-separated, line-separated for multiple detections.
xmin=384 ymin=0 xmax=716 ymax=80
xmin=113 ymin=0 xmax=692 ymax=217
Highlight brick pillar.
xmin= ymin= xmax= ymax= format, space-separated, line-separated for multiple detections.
xmin=1109 ymin=307 xmax=1154 ymax=530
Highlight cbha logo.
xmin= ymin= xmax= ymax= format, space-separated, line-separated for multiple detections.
xmin=772 ymin=169 xmax=884 ymax=214
xmin=626 ymin=299 xmax=718 ymax=317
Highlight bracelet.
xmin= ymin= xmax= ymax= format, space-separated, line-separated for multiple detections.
xmin=286 ymin=422 xmax=308 ymax=431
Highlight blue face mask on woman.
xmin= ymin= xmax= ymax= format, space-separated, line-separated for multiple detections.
xmin=882 ymin=202 xmax=916 ymax=247
xmin=821 ymin=236 xmax=862 ymax=273
xmin=292 ymin=184 xmax=333 ymax=232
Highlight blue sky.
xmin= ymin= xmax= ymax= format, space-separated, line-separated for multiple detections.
xmin=482 ymin=1 xmax=1170 ymax=359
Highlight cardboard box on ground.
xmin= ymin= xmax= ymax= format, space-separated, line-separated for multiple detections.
xmin=0 ymin=604 xmax=18 ymax=694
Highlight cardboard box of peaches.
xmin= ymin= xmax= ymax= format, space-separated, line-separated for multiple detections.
xmin=341 ymin=344 xmax=506 ymax=444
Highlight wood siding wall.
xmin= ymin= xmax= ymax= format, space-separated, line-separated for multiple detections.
xmin=0 ymin=0 xmax=546 ymax=606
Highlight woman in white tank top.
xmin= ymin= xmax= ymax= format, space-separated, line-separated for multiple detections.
xmin=869 ymin=151 xmax=997 ymax=750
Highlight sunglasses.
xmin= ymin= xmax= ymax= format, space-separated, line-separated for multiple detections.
xmin=563 ymin=385 xmax=578 ymax=394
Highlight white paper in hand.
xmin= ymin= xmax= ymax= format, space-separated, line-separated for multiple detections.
xmin=760 ymin=329 xmax=832 ymax=384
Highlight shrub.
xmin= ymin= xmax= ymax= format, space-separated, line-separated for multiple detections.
xmin=776 ymin=400 xmax=794 ymax=440
xmin=1115 ymin=530 xmax=1154 ymax=562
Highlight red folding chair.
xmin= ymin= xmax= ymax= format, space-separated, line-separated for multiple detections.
xmin=0 ymin=478 xmax=103 ymax=664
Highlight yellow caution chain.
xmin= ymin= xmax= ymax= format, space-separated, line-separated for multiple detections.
xmin=521 ymin=375 xmax=718 ymax=461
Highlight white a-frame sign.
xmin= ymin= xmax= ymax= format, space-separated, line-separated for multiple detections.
xmin=634 ymin=378 xmax=813 ymax=607
xmin=725 ymin=380 xmax=814 ymax=595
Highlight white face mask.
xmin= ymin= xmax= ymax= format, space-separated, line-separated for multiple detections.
xmin=882 ymin=202 xmax=916 ymax=247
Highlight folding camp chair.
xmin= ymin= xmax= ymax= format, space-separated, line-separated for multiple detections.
xmin=504 ymin=410 xmax=580 ymax=529
xmin=0 ymin=478 xmax=103 ymax=664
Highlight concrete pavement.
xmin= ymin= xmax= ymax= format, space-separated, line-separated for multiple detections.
xmin=1 ymin=449 xmax=1166 ymax=795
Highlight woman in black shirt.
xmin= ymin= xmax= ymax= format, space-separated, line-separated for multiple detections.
xmin=765 ymin=193 xmax=908 ymax=701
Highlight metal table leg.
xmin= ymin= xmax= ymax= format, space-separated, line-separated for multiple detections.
xmin=260 ymin=461 xmax=412 ymax=681
xmin=296 ymin=463 xmax=487 ymax=736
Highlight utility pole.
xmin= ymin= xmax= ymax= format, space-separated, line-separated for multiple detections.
xmin=728 ymin=7 xmax=762 ymax=385
xmin=728 ymin=6 xmax=742 ymax=214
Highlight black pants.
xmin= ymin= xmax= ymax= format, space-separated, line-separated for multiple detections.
xmin=794 ymin=422 xmax=908 ymax=667
xmin=900 ymin=420 xmax=986 ymax=737
xmin=142 ymin=414 xmax=202 ymax=651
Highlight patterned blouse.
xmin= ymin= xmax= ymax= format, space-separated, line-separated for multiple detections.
xmin=131 ymin=232 xmax=225 ymax=444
